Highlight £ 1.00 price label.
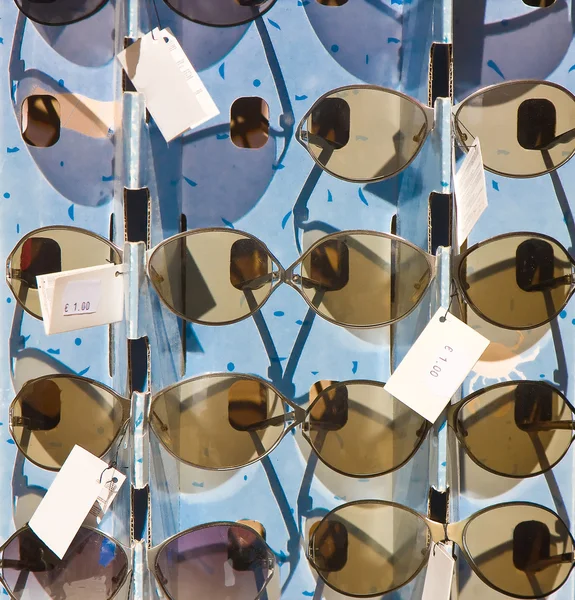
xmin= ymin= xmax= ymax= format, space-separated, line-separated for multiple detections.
xmin=62 ymin=280 xmax=100 ymax=316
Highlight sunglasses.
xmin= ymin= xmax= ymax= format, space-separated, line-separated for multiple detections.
xmin=7 ymin=226 xmax=575 ymax=330
xmin=14 ymin=0 xmax=276 ymax=27
xmin=296 ymin=80 xmax=575 ymax=182
xmin=11 ymin=373 xmax=575 ymax=479
xmin=307 ymin=499 xmax=575 ymax=599
xmin=0 ymin=520 xmax=274 ymax=600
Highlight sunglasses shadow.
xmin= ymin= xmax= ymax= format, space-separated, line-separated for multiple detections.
xmin=453 ymin=0 xmax=571 ymax=98
xmin=149 ymin=0 xmax=250 ymax=72
xmin=302 ymin=0 xmax=402 ymax=84
xmin=28 ymin=0 xmax=116 ymax=67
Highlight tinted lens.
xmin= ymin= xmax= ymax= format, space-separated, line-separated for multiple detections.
xmin=7 ymin=228 xmax=121 ymax=320
xmin=10 ymin=375 xmax=125 ymax=470
xmin=150 ymin=375 xmax=286 ymax=469
xmin=306 ymin=382 xmax=427 ymax=477
xmin=148 ymin=230 xmax=275 ymax=325
xmin=464 ymin=504 xmax=574 ymax=598
xmin=15 ymin=0 xmax=109 ymax=25
xmin=2 ymin=526 xmax=128 ymax=599
xmin=459 ymin=234 xmax=573 ymax=329
xmin=456 ymin=382 xmax=574 ymax=477
xmin=455 ymin=81 xmax=575 ymax=177
xmin=162 ymin=0 xmax=276 ymax=27
xmin=301 ymin=87 xmax=428 ymax=182
xmin=308 ymin=502 xmax=429 ymax=596
xmin=156 ymin=524 xmax=271 ymax=599
xmin=299 ymin=232 xmax=432 ymax=327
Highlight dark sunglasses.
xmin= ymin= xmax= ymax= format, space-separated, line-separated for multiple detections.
xmin=297 ymin=80 xmax=575 ymax=182
xmin=14 ymin=0 xmax=276 ymax=27
xmin=307 ymin=499 xmax=575 ymax=599
xmin=0 ymin=520 xmax=275 ymax=600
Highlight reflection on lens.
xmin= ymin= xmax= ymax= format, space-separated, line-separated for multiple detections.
xmin=308 ymin=502 xmax=429 ymax=597
xmin=10 ymin=375 xmax=126 ymax=471
xmin=15 ymin=0 xmax=109 ymax=25
xmin=150 ymin=375 xmax=286 ymax=469
xmin=2 ymin=526 xmax=128 ymax=599
xmin=301 ymin=87 xmax=429 ymax=182
xmin=155 ymin=524 xmax=272 ymax=600
xmin=458 ymin=233 xmax=573 ymax=329
xmin=148 ymin=230 xmax=275 ymax=326
xmin=455 ymin=81 xmax=575 ymax=177
xmin=456 ymin=382 xmax=574 ymax=477
xmin=7 ymin=227 xmax=122 ymax=320
xmin=162 ymin=0 xmax=276 ymax=27
xmin=464 ymin=503 xmax=574 ymax=598
xmin=299 ymin=232 xmax=432 ymax=327
xmin=306 ymin=382 xmax=427 ymax=477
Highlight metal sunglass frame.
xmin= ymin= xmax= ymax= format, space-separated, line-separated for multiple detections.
xmin=452 ymin=78 xmax=575 ymax=179
xmin=13 ymin=0 xmax=278 ymax=27
xmin=146 ymin=520 xmax=275 ymax=600
xmin=447 ymin=379 xmax=575 ymax=478
xmin=451 ymin=230 xmax=575 ymax=330
xmin=0 ymin=524 xmax=132 ymax=600
xmin=295 ymin=83 xmax=436 ymax=184
xmin=5 ymin=225 xmax=124 ymax=322
xmin=7 ymin=225 xmax=575 ymax=331
xmin=145 ymin=226 xmax=438 ymax=329
xmin=8 ymin=373 xmax=131 ymax=472
xmin=297 ymin=79 xmax=575 ymax=182
xmin=307 ymin=499 xmax=575 ymax=599
xmin=149 ymin=372 xmax=430 ymax=478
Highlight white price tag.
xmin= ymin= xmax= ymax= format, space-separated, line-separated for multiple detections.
xmin=454 ymin=139 xmax=488 ymax=247
xmin=62 ymin=280 xmax=100 ymax=316
xmin=37 ymin=263 xmax=124 ymax=335
xmin=29 ymin=445 xmax=126 ymax=559
xmin=117 ymin=28 xmax=219 ymax=142
xmin=384 ymin=309 xmax=490 ymax=423
xmin=422 ymin=543 xmax=455 ymax=600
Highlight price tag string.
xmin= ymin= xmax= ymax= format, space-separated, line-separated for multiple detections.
xmin=98 ymin=423 xmax=129 ymax=485
xmin=439 ymin=288 xmax=459 ymax=323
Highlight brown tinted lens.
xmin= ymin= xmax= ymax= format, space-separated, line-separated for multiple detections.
xmin=299 ymin=233 xmax=432 ymax=327
xmin=11 ymin=376 xmax=125 ymax=470
xmin=309 ymin=502 xmax=429 ymax=596
xmin=456 ymin=382 xmax=574 ymax=477
xmin=7 ymin=228 xmax=121 ymax=320
xmin=303 ymin=88 xmax=428 ymax=182
xmin=150 ymin=375 xmax=286 ymax=469
xmin=459 ymin=234 xmax=572 ymax=329
xmin=148 ymin=230 xmax=275 ymax=325
xmin=306 ymin=382 xmax=427 ymax=477
xmin=455 ymin=81 xmax=575 ymax=177
xmin=464 ymin=504 xmax=574 ymax=598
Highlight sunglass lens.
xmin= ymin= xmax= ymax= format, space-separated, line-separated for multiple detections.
xmin=455 ymin=81 xmax=575 ymax=177
xmin=2 ymin=526 xmax=128 ymax=598
xmin=162 ymin=0 xmax=276 ymax=27
xmin=456 ymin=382 xmax=574 ymax=477
xmin=7 ymin=228 xmax=121 ymax=320
xmin=150 ymin=375 xmax=286 ymax=468
xmin=148 ymin=230 xmax=276 ymax=325
xmin=459 ymin=234 xmax=573 ymax=329
xmin=298 ymin=232 xmax=432 ymax=327
xmin=11 ymin=376 xmax=125 ymax=470
xmin=15 ymin=0 xmax=109 ymax=25
xmin=301 ymin=88 xmax=428 ymax=182
xmin=306 ymin=382 xmax=427 ymax=477
xmin=155 ymin=524 xmax=271 ymax=599
xmin=464 ymin=503 xmax=574 ymax=598
xmin=308 ymin=502 xmax=429 ymax=596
